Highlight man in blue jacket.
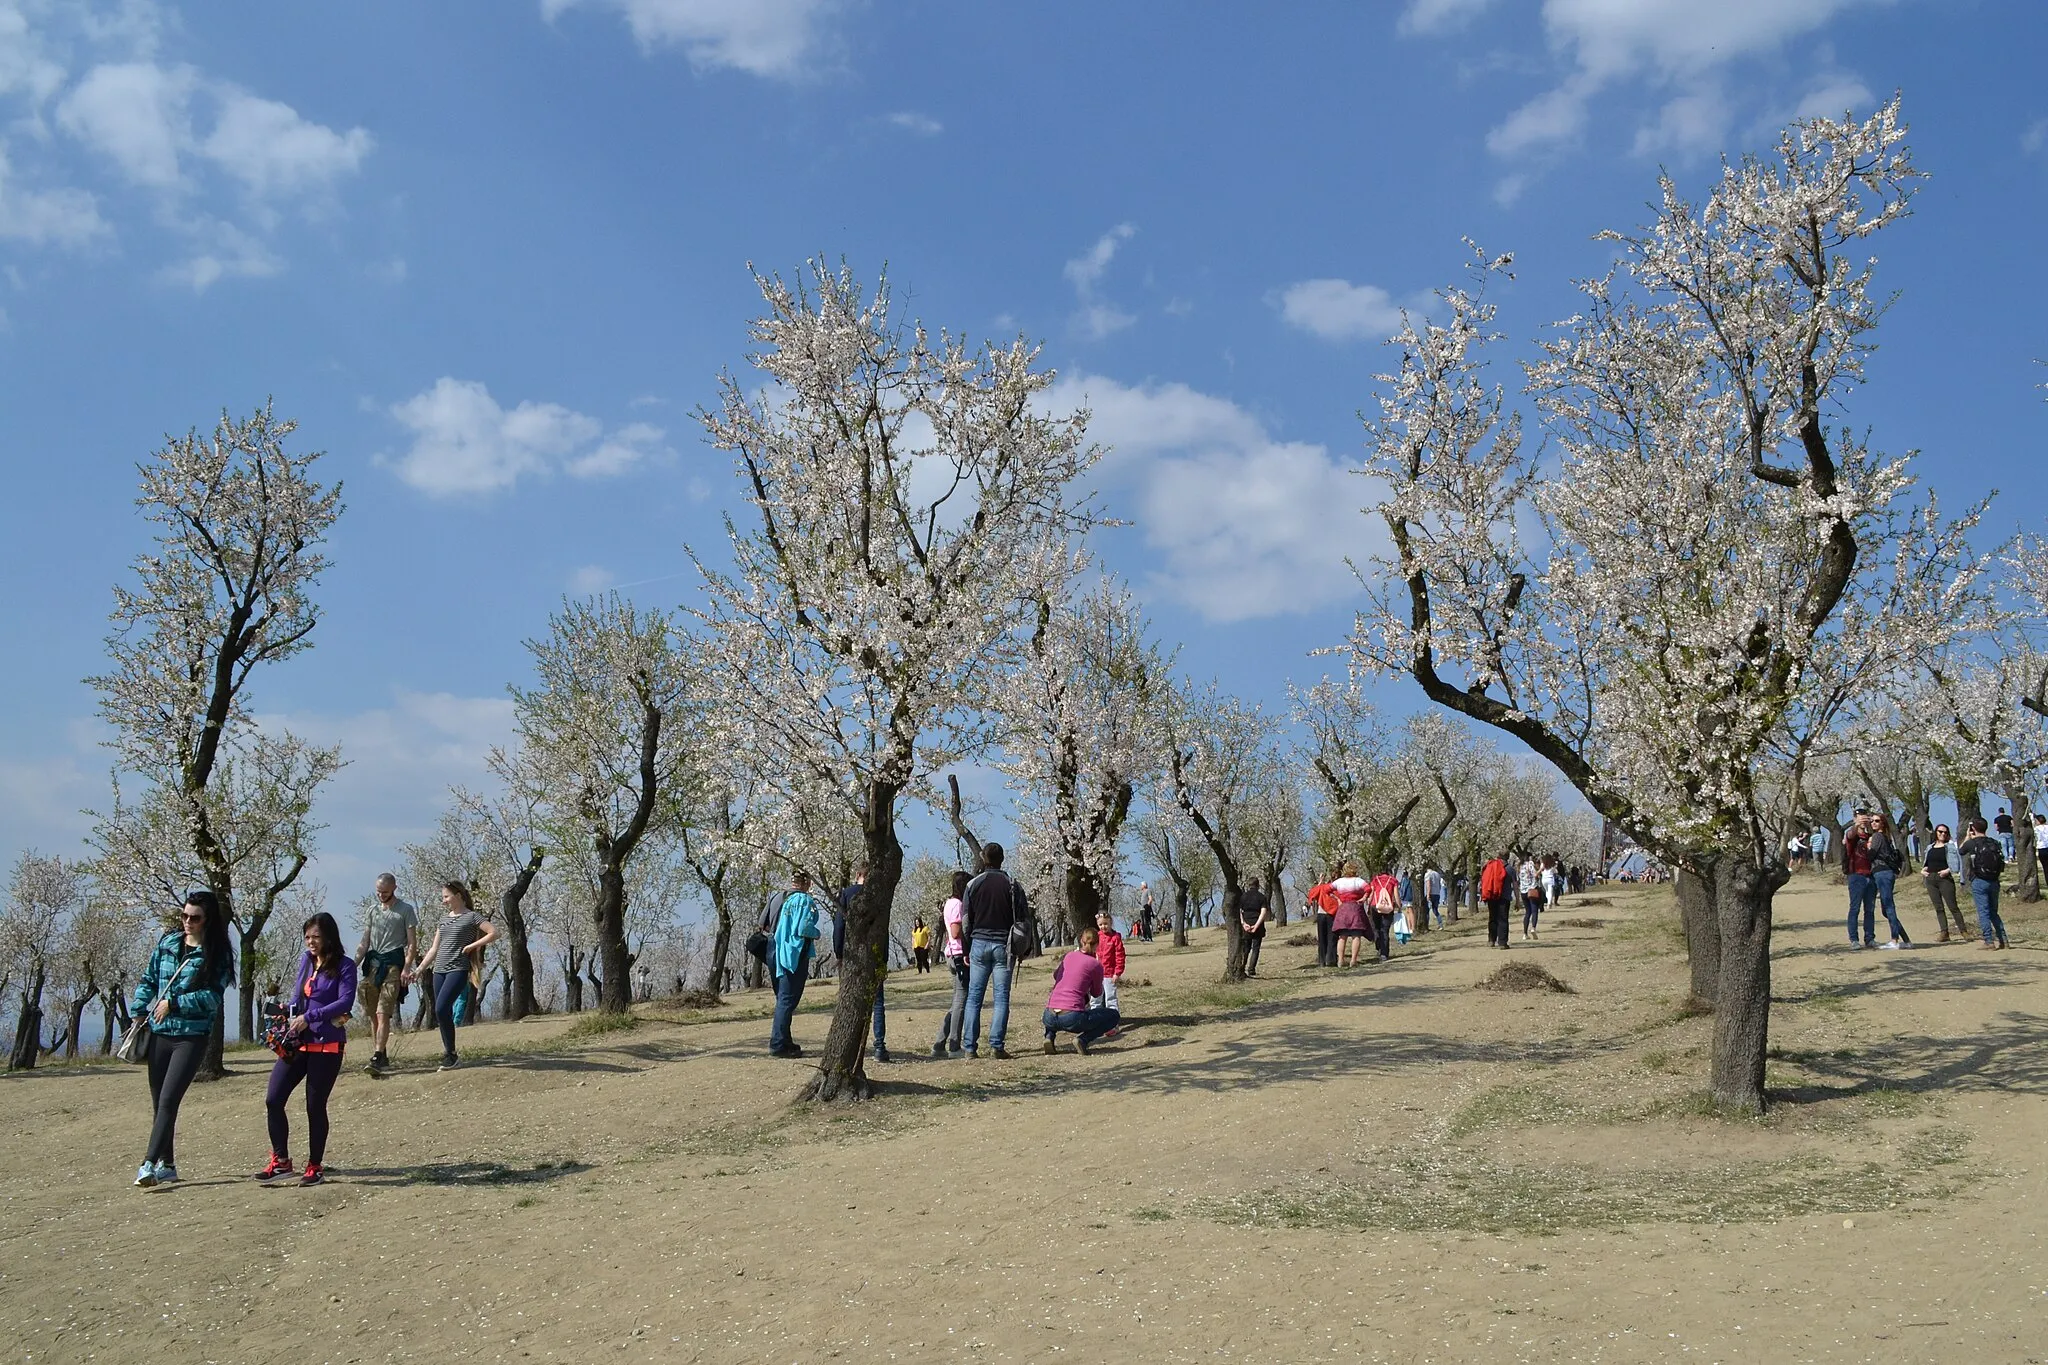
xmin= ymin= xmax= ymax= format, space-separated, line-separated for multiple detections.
xmin=768 ymin=872 xmax=822 ymax=1057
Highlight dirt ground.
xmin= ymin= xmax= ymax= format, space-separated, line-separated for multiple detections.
xmin=2 ymin=874 xmax=2044 ymax=1365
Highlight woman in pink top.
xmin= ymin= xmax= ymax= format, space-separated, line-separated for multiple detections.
xmin=1330 ymin=862 xmax=1370 ymax=967
xmin=1040 ymin=925 xmax=1119 ymax=1054
xmin=930 ymin=872 xmax=971 ymax=1057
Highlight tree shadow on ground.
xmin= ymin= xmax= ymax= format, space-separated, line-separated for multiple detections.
xmin=342 ymin=1159 xmax=596 ymax=1188
xmin=1773 ymin=955 xmax=2047 ymax=1005
xmin=1011 ymin=1024 xmax=1620 ymax=1102
xmin=463 ymin=1052 xmax=643 ymax=1075
xmin=1770 ymin=1011 xmax=2048 ymax=1103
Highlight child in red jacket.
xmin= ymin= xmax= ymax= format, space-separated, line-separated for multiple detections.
xmin=1092 ymin=913 xmax=1126 ymax=1031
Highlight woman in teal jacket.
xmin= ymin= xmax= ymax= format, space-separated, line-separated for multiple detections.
xmin=131 ymin=890 xmax=234 ymax=1188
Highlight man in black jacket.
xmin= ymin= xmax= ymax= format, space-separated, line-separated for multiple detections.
xmin=960 ymin=842 xmax=1026 ymax=1059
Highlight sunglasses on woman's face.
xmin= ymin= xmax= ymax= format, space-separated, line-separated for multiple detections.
xmin=180 ymin=911 xmax=205 ymax=923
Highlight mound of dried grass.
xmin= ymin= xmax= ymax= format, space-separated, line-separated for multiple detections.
xmin=1475 ymin=961 xmax=1576 ymax=994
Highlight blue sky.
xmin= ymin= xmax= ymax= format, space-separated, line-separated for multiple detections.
xmin=2 ymin=0 xmax=2044 ymax=901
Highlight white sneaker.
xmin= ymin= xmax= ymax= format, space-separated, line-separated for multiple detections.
xmin=1878 ymin=941 xmax=1901 ymax=950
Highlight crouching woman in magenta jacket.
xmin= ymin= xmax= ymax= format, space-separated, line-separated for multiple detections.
xmin=257 ymin=912 xmax=357 ymax=1187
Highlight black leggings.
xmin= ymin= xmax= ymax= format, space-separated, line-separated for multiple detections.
xmin=267 ymin=1050 xmax=344 ymax=1165
xmin=145 ymin=1033 xmax=207 ymax=1165
xmin=434 ymin=970 xmax=467 ymax=1059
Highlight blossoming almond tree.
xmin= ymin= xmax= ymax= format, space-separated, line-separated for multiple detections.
xmin=997 ymin=579 xmax=1166 ymax=937
xmin=87 ymin=405 xmax=343 ymax=1075
xmin=695 ymin=262 xmax=1100 ymax=1101
xmin=505 ymin=595 xmax=696 ymax=1015
xmin=1161 ymin=681 xmax=1281 ymax=982
xmin=1353 ymin=100 xmax=1959 ymax=1111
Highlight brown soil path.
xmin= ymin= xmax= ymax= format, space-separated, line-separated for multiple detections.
xmin=2 ymin=876 xmax=2043 ymax=1363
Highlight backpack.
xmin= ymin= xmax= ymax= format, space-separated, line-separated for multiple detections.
xmin=1479 ymin=861 xmax=1507 ymax=901
xmin=1967 ymin=837 xmax=2004 ymax=883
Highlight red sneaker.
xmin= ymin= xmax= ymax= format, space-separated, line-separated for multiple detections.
xmin=299 ymin=1162 xmax=325 ymax=1187
xmin=256 ymin=1154 xmax=295 ymax=1185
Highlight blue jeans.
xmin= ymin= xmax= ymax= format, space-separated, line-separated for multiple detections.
xmin=1873 ymin=868 xmax=1909 ymax=943
xmin=962 ymin=938 xmax=1011 ymax=1054
xmin=1042 ymin=1006 xmax=1120 ymax=1046
xmin=433 ymin=969 xmax=467 ymax=1059
xmin=1969 ymin=878 xmax=2008 ymax=947
xmin=1846 ymin=873 xmax=1876 ymax=945
xmin=870 ymin=975 xmax=887 ymax=1051
xmin=769 ymin=967 xmax=808 ymax=1052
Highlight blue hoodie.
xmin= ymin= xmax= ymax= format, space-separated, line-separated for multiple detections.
xmin=772 ymin=891 xmax=820 ymax=977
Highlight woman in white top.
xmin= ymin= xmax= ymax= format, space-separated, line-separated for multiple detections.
xmin=1519 ymin=857 xmax=1543 ymax=939
xmin=930 ymin=871 xmax=970 ymax=1056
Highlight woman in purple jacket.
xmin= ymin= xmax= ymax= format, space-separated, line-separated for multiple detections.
xmin=256 ymin=912 xmax=357 ymax=1186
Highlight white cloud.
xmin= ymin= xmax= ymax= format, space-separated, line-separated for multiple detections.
xmin=884 ymin=110 xmax=941 ymax=136
xmin=254 ymin=691 xmax=517 ymax=898
xmin=1794 ymin=75 xmax=1874 ymax=121
xmin=569 ymin=564 xmax=617 ymax=594
xmin=1449 ymin=0 xmax=1876 ymax=169
xmin=1398 ymin=0 xmax=1496 ymax=35
xmin=1064 ymin=222 xmax=1137 ymax=341
xmin=1277 ymin=278 xmax=1403 ymax=342
xmin=386 ymin=377 xmax=667 ymax=495
xmin=565 ymin=419 xmax=668 ymax=478
xmin=0 ymin=143 xmax=105 ymax=244
xmin=2026 ymin=119 xmax=2048 ymax=156
xmin=203 ymin=89 xmax=373 ymax=197
xmin=541 ymin=0 xmax=835 ymax=79
xmin=1046 ymin=372 xmax=1375 ymax=622
xmin=57 ymin=61 xmax=189 ymax=187
xmin=2 ymin=7 xmax=374 ymax=285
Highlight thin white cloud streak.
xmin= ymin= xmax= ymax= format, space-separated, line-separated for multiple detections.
xmin=541 ymin=0 xmax=837 ymax=79
xmin=1064 ymin=222 xmax=1137 ymax=340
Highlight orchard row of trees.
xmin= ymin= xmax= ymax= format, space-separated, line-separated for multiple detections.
xmin=8 ymin=97 xmax=2044 ymax=1118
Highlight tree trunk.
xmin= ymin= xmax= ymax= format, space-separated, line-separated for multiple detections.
xmin=64 ymin=986 xmax=97 ymax=1059
xmin=1675 ymin=867 xmax=1719 ymax=1011
xmin=804 ymin=780 xmax=903 ymax=1103
xmin=1707 ymin=855 xmax=1783 ymax=1114
xmin=501 ymin=851 xmax=544 ymax=1020
xmin=595 ymin=862 xmax=634 ymax=1014
xmin=1170 ymin=878 xmax=1190 ymax=947
xmin=703 ymin=887 xmax=735 ymax=1000
xmin=562 ymin=949 xmax=584 ymax=1013
xmin=100 ymin=989 xmax=121 ymax=1056
xmin=1953 ymin=780 xmax=1984 ymax=832
xmin=8 ymin=965 xmax=46 ymax=1071
xmin=1266 ymin=854 xmax=1289 ymax=926
xmin=1064 ymin=860 xmax=1106 ymax=939
xmin=2017 ymin=817 xmax=2040 ymax=903
xmin=1218 ymin=878 xmax=1247 ymax=980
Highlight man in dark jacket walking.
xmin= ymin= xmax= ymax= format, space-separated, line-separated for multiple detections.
xmin=960 ymin=842 xmax=1026 ymax=1059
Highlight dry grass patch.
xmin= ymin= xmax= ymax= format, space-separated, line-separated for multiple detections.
xmin=1477 ymin=961 xmax=1576 ymax=994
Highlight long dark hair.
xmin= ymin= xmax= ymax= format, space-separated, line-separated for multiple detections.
xmin=951 ymin=870 xmax=970 ymax=899
xmin=303 ymin=911 xmax=343 ymax=973
xmin=182 ymin=890 xmax=235 ymax=990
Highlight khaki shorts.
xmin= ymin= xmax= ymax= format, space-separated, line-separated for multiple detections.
xmin=360 ymin=968 xmax=405 ymax=1018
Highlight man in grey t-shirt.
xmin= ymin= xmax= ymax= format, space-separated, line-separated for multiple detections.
xmin=355 ymin=874 xmax=417 ymax=1074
